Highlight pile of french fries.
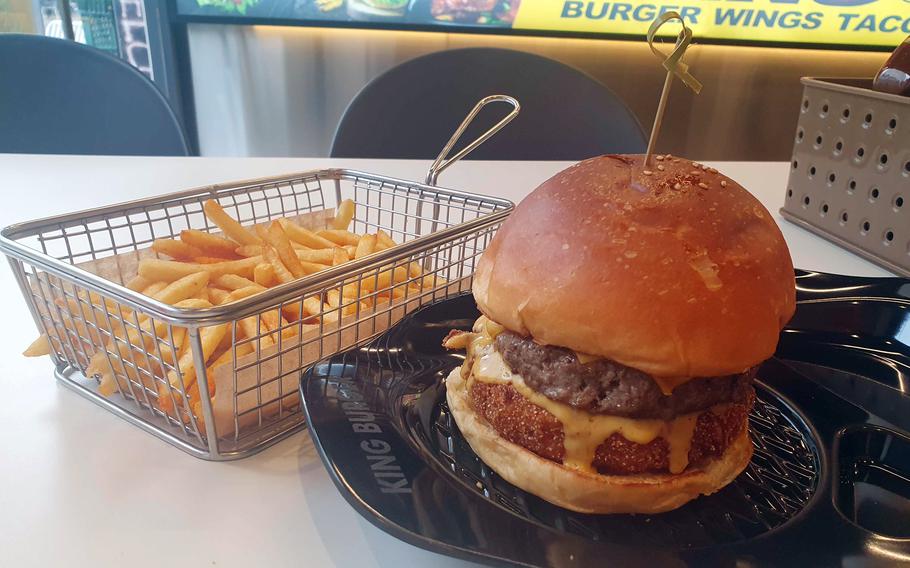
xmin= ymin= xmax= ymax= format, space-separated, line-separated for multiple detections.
xmin=24 ymin=198 xmax=441 ymax=431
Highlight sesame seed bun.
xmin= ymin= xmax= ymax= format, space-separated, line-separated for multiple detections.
xmin=472 ymin=154 xmax=795 ymax=380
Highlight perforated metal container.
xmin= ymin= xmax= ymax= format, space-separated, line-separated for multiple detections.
xmin=780 ymin=77 xmax=910 ymax=277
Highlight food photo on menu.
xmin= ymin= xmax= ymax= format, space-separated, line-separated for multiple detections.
xmin=182 ymin=0 xmax=521 ymax=25
xmin=429 ymin=0 xmax=520 ymax=25
xmin=2 ymin=2 xmax=910 ymax=567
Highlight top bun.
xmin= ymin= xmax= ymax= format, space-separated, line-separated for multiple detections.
xmin=472 ymin=154 xmax=795 ymax=380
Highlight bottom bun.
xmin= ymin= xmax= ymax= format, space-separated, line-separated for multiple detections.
xmin=445 ymin=368 xmax=753 ymax=514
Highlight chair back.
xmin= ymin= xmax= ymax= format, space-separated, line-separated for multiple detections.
xmin=0 ymin=34 xmax=189 ymax=156
xmin=331 ymin=48 xmax=646 ymax=161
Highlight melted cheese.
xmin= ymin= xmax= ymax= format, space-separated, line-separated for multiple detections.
xmin=457 ymin=316 xmax=699 ymax=474
xmin=571 ymin=352 xmax=690 ymax=396
xmin=666 ymin=413 xmax=699 ymax=473
xmin=652 ymin=376 xmax=692 ymax=396
xmin=472 ymin=345 xmax=511 ymax=384
xmin=462 ymin=316 xmax=495 ymax=381
xmin=574 ymin=351 xmax=602 ymax=365
xmin=482 ymin=317 xmax=504 ymax=338
xmin=571 ymin=352 xmax=688 ymax=397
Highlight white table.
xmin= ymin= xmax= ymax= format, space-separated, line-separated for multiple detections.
xmin=0 ymin=156 xmax=893 ymax=568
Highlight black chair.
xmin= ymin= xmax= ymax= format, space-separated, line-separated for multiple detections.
xmin=331 ymin=48 xmax=646 ymax=161
xmin=0 ymin=34 xmax=190 ymax=156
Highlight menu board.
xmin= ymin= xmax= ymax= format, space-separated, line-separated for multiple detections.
xmin=175 ymin=0 xmax=909 ymax=50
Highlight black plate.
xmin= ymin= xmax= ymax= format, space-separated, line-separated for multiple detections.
xmin=301 ymin=270 xmax=910 ymax=566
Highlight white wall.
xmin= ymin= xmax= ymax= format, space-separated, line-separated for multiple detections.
xmin=187 ymin=24 xmax=886 ymax=160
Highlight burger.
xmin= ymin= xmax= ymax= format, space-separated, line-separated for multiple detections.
xmin=443 ymin=154 xmax=795 ymax=514
xmin=361 ymin=0 xmax=409 ymax=10
xmin=347 ymin=0 xmax=410 ymax=19
xmin=431 ymin=0 xmax=520 ymax=25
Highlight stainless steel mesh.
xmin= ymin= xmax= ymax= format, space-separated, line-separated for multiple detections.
xmin=2 ymin=168 xmax=511 ymax=459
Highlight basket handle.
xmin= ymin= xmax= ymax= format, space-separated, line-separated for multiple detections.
xmin=425 ymin=95 xmax=520 ymax=186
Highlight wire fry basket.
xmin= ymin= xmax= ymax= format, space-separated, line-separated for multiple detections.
xmin=1 ymin=96 xmax=519 ymax=460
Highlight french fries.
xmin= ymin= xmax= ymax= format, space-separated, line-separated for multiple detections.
xmin=234 ymin=245 xmax=262 ymax=257
xmin=152 ymin=239 xmax=203 ymax=261
xmin=193 ymin=286 xmax=210 ymax=303
xmin=277 ymin=219 xmax=336 ymax=249
xmin=332 ymin=247 xmax=349 ymax=266
xmin=152 ymin=272 xmax=210 ymax=305
xmin=364 ymin=266 xmax=409 ymax=292
xmin=138 ymin=259 xmax=208 ymax=282
xmin=125 ymin=275 xmax=152 ymax=292
xmin=318 ymin=229 xmax=359 ymax=247
xmin=23 ymin=334 xmax=50 ymax=357
xmin=327 ymin=289 xmax=362 ymax=317
xmin=299 ymin=260 xmax=330 ymax=275
xmin=208 ymin=287 xmax=230 ymax=305
xmin=180 ymin=229 xmax=240 ymax=259
xmin=264 ymin=246 xmax=295 ymax=284
xmin=265 ymin=222 xmax=306 ymax=278
xmin=159 ymin=323 xmax=228 ymax=414
xmin=214 ymin=273 xmax=257 ymax=291
xmin=355 ymin=234 xmax=377 ymax=259
xmin=193 ymin=256 xmax=229 ymax=265
xmin=332 ymin=199 xmax=355 ymax=230
xmin=138 ymin=257 xmax=260 ymax=282
xmin=142 ymin=281 xmax=168 ymax=297
xmin=229 ymin=285 xmax=267 ymax=299
xmin=203 ymin=200 xmax=261 ymax=246
xmin=295 ymin=248 xmax=335 ymax=265
xmin=26 ymin=196 xmax=447 ymax=434
xmin=253 ymin=263 xmax=277 ymax=287
xmin=303 ymin=296 xmax=331 ymax=321
xmin=376 ymin=230 xmax=397 ymax=250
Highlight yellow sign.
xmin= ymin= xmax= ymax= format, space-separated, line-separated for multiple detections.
xmin=513 ymin=0 xmax=910 ymax=48
xmin=0 ymin=0 xmax=37 ymax=33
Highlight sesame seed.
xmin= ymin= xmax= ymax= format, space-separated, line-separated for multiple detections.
xmin=673 ymin=183 xmax=682 ymax=190
xmin=690 ymin=170 xmax=700 ymax=175
xmin=657 ymin=164 xmax=665 ymax=171
xmin=655 ymin=155 xmax=665 ymax=161
xmin=701 ymin=165 xmax=709 ymax=171
xmin=643 ymin=170 xmax=653 ymax=175
xmin=698 ymin=182 xmax=709 ymax=189
xmin=720 ymin=180 xmax=727 ymax=187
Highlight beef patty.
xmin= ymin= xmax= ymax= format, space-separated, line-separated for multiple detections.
xmin=469 ymin=381 xmax=752 ymax=475
xmin=495 ymin=331 xmax=756 ymax=419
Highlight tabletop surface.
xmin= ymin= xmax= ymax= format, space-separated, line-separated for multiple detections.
xmin=0 ymin=155 xmax=893 ymax=568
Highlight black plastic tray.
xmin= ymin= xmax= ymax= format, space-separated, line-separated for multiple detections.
xmin=301 ymin=270 xmax=910 ymax=566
